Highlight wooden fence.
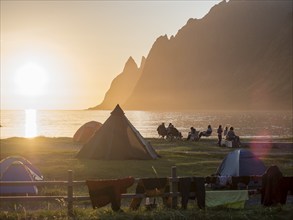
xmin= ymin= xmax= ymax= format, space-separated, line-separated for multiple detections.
xmin=0 ymin=166 xmax=180 ymax=217
xmin=0 ymin=166 xmax=265 ymax=218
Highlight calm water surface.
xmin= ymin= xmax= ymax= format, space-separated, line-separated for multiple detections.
xmin=0 ymin=110 xmax=292 ymax=139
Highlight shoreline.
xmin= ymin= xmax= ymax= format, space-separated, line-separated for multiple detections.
xmin=1 ymin=136 xmax=292 ymax=151
xmin=2 ymin=134 xmax=292 ymax=139
xmin=1 ymin=135 xmax=293 ymax=143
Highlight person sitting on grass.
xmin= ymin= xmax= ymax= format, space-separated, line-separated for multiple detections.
xmin=157 ymin=123 xmax=167 ymax=139
xmin=186 ymin=127 xmax=198 ymax=141
xmin=167 ymin=123 xmax=182 ymax=140
xmin=198 ymin=125 xmax=212 ymax=139
xmin=226 ymin=127 xmax=241 ymax=147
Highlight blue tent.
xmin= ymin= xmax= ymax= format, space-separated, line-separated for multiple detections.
xmin=0 ymin=156 xmax=43 ymax=181
xmin=0 ymin=160 xmax=40 ymax=195
xmin=216 ymin=149 xmax=267 ymax=176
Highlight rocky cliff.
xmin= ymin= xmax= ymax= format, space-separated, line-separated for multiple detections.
xmin=92 ymin=0 xmax=292 ymax=111
xmin=89 ymin=56 xmax=145 ymax=110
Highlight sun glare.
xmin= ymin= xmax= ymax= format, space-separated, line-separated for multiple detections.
xmin=25 ymin=109 xmax=37 ymax=138
xmin=15 ymin=63 xmax=48 ymax=97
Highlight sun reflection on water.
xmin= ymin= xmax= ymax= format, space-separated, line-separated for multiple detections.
xmin=25 ymin=109 xmax=37 ymax=138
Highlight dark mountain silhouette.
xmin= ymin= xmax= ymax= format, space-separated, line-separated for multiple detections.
xmin=89 ymin=56 xmax=145 ymax=110
xmin=91 ymin=0 xmax=292 ymax=111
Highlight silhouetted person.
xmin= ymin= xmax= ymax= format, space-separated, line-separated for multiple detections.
xmin=187 ymin=127 xmax=196 ymax=141
xmin=226 ymin=127 xmax=241 ymax=147
xmin=157 ymin=123 xmax=167 ymax=139
xmin=217 ymin=125 xmax=223 ymax=146
xmin=167 ymin=123 xmax=174 ymax=134
xmin=166 ymin=123 xmax=182 ymax=140
xmin=199 ymin=125 xmax=212 ymax=139
xmin=223 ymin=127 xmax=228 ymax=137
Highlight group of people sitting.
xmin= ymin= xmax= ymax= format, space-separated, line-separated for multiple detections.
xmin=157 ymin=123 xmax=241 ymax=147
xmin=186 ymin=125 xmax=212 ymax=141
xmin=157 ymin=123 xmax=183 ymax=140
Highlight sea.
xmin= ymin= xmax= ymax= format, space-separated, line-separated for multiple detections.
xmin=0 ymin=110 xmax=292 ymax=139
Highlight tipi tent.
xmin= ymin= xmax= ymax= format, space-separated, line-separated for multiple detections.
xmin=0 ymin=161 xmax=39 ymax=195
xmin=216 ymin=149 xmax=266 ymax=176
xmin=73 ymin=121 xmax=103 ymax=143
xmin=76 ymin=104 xmax=159 ymax=160
xmin=0 ymin=156 xmax=43 ymax=181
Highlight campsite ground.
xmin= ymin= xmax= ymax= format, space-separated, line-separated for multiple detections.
xmin=0 ymin=136 xmax=292 ymax=219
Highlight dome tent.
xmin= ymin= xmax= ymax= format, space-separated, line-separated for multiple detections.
xmin=216 ymin=149 xmax=267 ymax=176
xmin=76 ymin=104 xmax=159 ymax=160
xmin=0 ymin=156 xmax=43 ymax=181
xmin=73 ymin=121 xmax=103 ymax=143
xmin=0 ymin=161 xmax=39 ymax=195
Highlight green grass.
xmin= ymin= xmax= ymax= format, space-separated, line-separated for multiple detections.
xmin=1 ymin=137 xmax=292 ymax=179
xmin=0 ymin=137 xmax=292 ymax=219
xmin=1 ymin=205 xmax=293 ymax=220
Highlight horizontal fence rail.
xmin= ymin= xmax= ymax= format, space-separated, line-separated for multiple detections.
xmin=0 ymin=167 xmax=262 ymax=217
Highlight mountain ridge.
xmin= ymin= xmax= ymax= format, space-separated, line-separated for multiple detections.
xmin=90 ymin=0 xmax=292 ymax=111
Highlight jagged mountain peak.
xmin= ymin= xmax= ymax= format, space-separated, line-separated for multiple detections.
xmin=139 ymin=56 xmax=146 ymax=70
xmin=89 ymin=56 xmax=143 ymax=110
xmin=123 ymin=56 xmax=138 ymax=73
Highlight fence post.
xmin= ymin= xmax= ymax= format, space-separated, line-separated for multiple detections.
xmin=171 ymin=166 xmax=178 ymax=209
xmin=67 ymin=170 xmax=73 ymax=218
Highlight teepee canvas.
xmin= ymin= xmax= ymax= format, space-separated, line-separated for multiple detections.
xmin=76 ymin=104 xmax=159 ymax=160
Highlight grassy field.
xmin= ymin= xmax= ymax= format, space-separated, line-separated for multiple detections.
xmin=0 ymin=137 xmax=292 ymax=219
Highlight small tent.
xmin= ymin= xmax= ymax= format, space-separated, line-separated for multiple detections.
xmin=0 ymin=156 xmax=43 ymax=181
xmin=73 ymin=121 xmax=103 ymax=143
xmin=216 ymin=149 xmax=266 ymax=176
xmin=76 ymin=104 xmax=159 ymax=160
xmin=0 ymin=161 xmax=39 ymax=195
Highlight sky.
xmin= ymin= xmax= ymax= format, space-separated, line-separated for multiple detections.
xmin=1 ymin=0 xmax=221 ymax=110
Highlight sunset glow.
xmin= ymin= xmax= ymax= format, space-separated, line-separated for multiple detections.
xmin=15 ymin=63 xmax=48 ymax=97
xmin=1 ymin=1 xmax=221 ymax=110
xmin=0 ymin=2 xmax=292 ymax=218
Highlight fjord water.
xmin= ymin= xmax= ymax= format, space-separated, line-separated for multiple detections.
xmin=0 ymin=110 xmax=292 ymax=139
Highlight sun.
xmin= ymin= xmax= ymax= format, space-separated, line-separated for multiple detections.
xmin=15 ymin=63 xmax=48 ymax=97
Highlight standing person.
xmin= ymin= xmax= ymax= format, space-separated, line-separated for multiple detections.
xmin=223 ymin=126 xmax=228 ymax=137
xmin=217 ymin=125 xmax=223 ymax=146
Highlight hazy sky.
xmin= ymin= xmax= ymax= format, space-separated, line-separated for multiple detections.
xmin=1 ymin=0 xmax=221 ymax=110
